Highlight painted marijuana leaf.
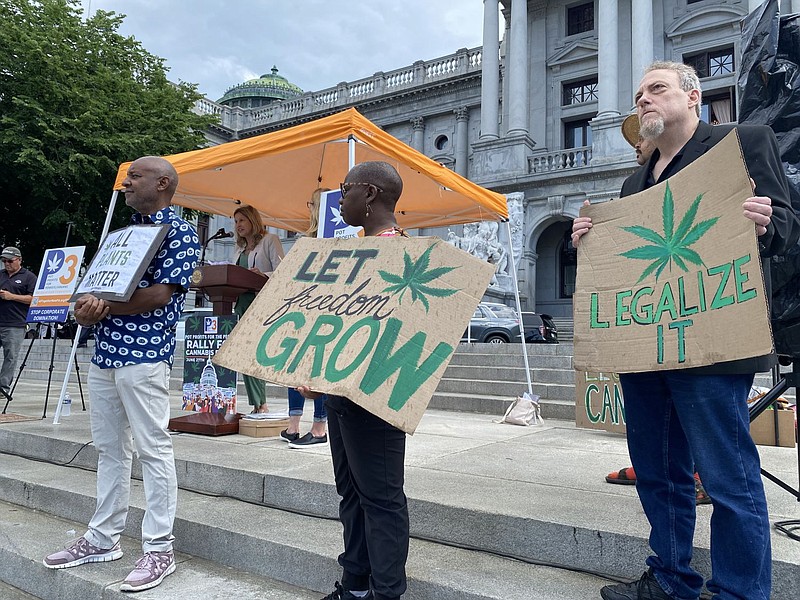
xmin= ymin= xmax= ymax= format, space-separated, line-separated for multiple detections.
xmin=620 ymin=181 xmax=719 ymax=284
xmin=378 ymin=245 xmax=459 ymax=311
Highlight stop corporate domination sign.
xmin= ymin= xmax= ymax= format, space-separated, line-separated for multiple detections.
xmin=213 ymin=236 xmax=495 ymax=433
xmin=573 ymin=131 xmax=773 ymax=373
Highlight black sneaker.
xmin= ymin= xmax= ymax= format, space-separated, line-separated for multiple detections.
xmin=280 ymin=429 xmax=300 ymax=443
xmin=600 ymin=570 xmax=673 ymax=600
xmin=320 ymin=581 xmax=373 ymax=600
xmin=289 ymin=432 xmax=328 ymax=449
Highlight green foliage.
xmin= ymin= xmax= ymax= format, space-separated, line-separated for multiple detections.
xmin=620 ymin=182 xmax=719 ymax=284
xmin=0 ymin=0 xmax=217 ymax=267
xmin=378 ymin=245 xmax=459 ymax=312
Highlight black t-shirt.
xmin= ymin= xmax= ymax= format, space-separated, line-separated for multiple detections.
xmin=0 ymin=267 xmax=37 ymax=327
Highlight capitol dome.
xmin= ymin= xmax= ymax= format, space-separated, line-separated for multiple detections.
xmin=217 ymin=66 xmax=303 ymax=109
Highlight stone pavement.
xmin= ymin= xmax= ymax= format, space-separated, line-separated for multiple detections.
xmin=0 ymin=375 xmax=798 ymax=599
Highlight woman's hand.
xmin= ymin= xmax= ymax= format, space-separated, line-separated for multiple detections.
xmin=296 ymin=385 xmax=324 ymax=400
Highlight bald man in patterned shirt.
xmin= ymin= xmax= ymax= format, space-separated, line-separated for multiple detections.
xmin=44 ymin=156 xmax=199 ymax=593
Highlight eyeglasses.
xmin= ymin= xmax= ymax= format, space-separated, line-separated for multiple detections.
xmin=339 ymin=182 xmax=383 ymax=197
xmin=1 ymin=258 xmax=18 ymax=263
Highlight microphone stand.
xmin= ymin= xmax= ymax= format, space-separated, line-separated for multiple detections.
xmin=199 ymin=229 xmax=230 ymax=266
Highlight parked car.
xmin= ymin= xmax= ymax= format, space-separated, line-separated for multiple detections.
xmin=176 ymin=307 xmax=214 ymax=342
xmin=461 ymin=302 xmax=522 ymax=344
xmin=521 ymin=312 xmax=559 ymax=344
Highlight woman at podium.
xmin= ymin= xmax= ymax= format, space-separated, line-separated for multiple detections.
xmin=233 ymin=204 xmax=284 ymax=413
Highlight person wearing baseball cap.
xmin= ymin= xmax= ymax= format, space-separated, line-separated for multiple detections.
xmin=0 ymin=246 xmax=37 ymax=399
xmin=621 ymin=113 xmax=656 ymax=166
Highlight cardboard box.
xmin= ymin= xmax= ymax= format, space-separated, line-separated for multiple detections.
xmin=750 ymin=408 xmax=796 ymax=448
xmin=238 ymin=418 xmax=289 ymax=438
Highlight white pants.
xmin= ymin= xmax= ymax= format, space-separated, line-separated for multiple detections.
xmin=85 ymin=362 xmax=176 ymax=553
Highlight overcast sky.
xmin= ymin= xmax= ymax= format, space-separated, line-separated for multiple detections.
xmin=80 ymin=0 xmax=485 ymax=101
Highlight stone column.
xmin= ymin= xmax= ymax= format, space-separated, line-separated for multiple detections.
xmin=454 ymin=108 xmax=469 ymax=177
xmin=480 ymin=0 xmax=500 ymax=139
xmin=507 ymin=0 xmax=529 ymax=135
xmin=410 ymin=117 xmax=425 ymax=152
xmin=631 ymin=0 xmax=654 ymax=85
xmin=596 ymin=0 xmax=620 ymax=117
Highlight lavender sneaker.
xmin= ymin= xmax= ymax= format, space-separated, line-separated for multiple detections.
xmin=120 ymin=551 xmax=176 ymax=592
xmin=43 ymin=536 xmax=123 ymax=569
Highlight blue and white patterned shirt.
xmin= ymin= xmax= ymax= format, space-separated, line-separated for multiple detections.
xmin=93 ymin=207 xmax=199 ymax=369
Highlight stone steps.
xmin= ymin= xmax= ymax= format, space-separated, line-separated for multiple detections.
xmin=0 ymin=443 xmax=608 ymax=599
xmin=0 ymin=402 xmax=797 ymax=600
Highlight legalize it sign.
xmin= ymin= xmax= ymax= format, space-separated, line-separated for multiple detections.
xmin=213 ymin=236 xmax=494 ymax=433
xmin=573 ymin=131 xmax=773 ymax=373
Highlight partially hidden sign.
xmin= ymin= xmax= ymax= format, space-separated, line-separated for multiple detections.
xmin=213 ymin=236 xmax=494 ymax=433
xmin=28 ymin=246 xmax=86 ymax=323
xmin=574 ymin=131 xmax=772 ymax=372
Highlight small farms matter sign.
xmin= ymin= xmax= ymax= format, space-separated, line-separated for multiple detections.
xmin=213 ymin=236 xmax=494 ymax=433
xmin=72 ymin=224 xmax=169 ymax=302
xmin=573 ymin=131 xmax=772 ymax=372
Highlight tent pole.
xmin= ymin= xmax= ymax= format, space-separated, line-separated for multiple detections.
xmin=54 ymin=189 xmax=120 ymax=425
xmin=504 ymin=220 xmax=533 ymax=395
xmin=348 ymin=135 xmax=356 ymax=170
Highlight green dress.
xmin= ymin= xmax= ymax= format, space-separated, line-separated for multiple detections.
xmin=234 ymin=251 xmax=267 ymax=410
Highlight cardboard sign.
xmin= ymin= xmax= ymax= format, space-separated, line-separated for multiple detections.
xmin=27 ymin=246 xmax=86 ymax=323
xmin=182 ymin=314 xmax=238 ymax=416
xmin=574 ymin=371 xmax=626 ymax=434
xmin=574 ymin=131 xmax=772 ymax=372
xmin=213 ymin=236 xmax=494 ymax=433
xmin=72 ymin=224 xmax=170 ymax=302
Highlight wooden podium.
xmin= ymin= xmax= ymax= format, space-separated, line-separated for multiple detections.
xmin=189 ymin=264 xmax=267 ymax=315
xmin=169 ymin=264 xmax=267 ymax=436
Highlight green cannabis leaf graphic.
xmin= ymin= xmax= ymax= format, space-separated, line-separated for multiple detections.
xmin=620 ymin=181 xmax=719 ymax=284
xmin=378 ymin=245 xmax=459 ymax=311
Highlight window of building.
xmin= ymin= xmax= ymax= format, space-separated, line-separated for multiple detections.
xmin=434 ymin=134 xmax=449 ymax=150
xmin=567 ymin=2 xmax=594 ymax=36
xmin=684 ymin=47 xmax=735 ymax=79
xmin=560 ymin=229 xmax=577 ymax=298
xmin=564 ymin=119 xmax=593 ymax=149
xmin=701 ymin=90 xmax=736 ymax=124
xmin=563 ymin=78 xmax=598 ymax=106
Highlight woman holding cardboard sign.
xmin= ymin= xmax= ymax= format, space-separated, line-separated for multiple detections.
xmin=298 ymin=162 xmax=409 ymax=600
xmin=233 ymin=204 xmax=284 ymax=414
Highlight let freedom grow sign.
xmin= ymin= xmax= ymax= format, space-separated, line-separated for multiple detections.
xmin=573 ymin=131 xmax=772 ymax=373
xmin=213 ymin=236 xmax=494 ymax=433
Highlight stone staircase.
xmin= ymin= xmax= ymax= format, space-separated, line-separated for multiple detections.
xmin=8 ymin=339 xmax=793 ymax=421
xmin=2 ymin=342 xmax=798 ymax=599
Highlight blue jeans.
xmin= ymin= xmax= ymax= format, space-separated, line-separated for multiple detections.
xmin=619 ymin=371 xmax=770 ymax=600
xmin=287 ymin=387 xmax=327 ymax=422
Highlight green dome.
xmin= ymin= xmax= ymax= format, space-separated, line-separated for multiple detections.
xmin=217 ymin=66 xmax=303 ymax=107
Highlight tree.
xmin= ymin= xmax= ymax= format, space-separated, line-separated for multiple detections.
xmin=0 ymin=0 xmax=217 ymax=267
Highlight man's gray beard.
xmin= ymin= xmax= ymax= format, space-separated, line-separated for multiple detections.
xmin=640 ymin=116 xmax=664 ymax=139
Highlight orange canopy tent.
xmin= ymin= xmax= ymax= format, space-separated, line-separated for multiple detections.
xmin=112 ymin=108 xmax=507 ymax=231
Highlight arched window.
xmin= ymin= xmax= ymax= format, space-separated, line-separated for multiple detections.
xmin=560 ymin=228 xmax=577 ymax=298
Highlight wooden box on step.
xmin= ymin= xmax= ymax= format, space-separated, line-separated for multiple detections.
xmin=238 ymin=418 xmax=290 ymax=438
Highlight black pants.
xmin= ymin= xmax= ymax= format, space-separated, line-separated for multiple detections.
xmin=326 ymin=395 xmax=409 ymax=600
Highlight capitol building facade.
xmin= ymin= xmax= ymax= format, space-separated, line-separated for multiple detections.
xmin=195 ymin=0 xmax=797 ymax=318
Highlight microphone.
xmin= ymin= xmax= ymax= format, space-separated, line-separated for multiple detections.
xmin=208 ymin=228 xmax=233 ymax=240
xmin=200 ymin=229 xmax=233 ymax=265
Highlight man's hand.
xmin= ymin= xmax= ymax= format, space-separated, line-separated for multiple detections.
xmin=74 ymin=294 xmax=110 ymax=326
xmin=743 ymin=179 xmax=772 ymax=236
xmin=571 ymin=200 xmax=592 ymax=247
xmin=0 ymin=290 xmax=11 ymax=301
